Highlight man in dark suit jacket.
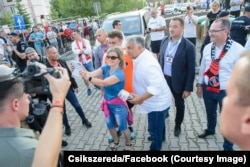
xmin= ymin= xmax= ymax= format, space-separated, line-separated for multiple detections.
xmin=45 ymin=46 xmax=92 ymax=137
xmin=159 ymin=17 xmax=195 ymax=137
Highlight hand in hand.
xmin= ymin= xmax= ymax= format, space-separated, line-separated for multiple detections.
xmin=128 ymin=93 xmax=143 ymax=104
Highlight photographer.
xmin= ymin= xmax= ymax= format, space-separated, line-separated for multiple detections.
xmin=0 ymin=64 xmax=71 ymax=167
xmin=25 ymin=47 xmax=68 ymax=147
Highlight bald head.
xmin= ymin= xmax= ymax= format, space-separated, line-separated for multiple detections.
xmin=151 ymin=8 xmax=158 ymax=18
xmin=96 ymin=28 xmax=107 ymax=44
xmin=233 ymin=51 xmax=250 ymax=106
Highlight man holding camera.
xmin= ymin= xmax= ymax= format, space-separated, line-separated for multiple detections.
xmin=0 ymin=64 xmax=70 ymax=167
xmin=25 ymin=47 xmax=68 ymax=146
xmin=45 ymin=46 xmax=92 ymax=136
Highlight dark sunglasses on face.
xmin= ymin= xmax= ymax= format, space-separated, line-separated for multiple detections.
xmin=107 ymin=56 xmax=119 ymax=60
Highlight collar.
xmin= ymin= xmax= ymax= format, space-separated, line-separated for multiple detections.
xmin=0 ymin=127 xmax=35 ymax=138
xmin=169 ymin=37 xmax=182 ymax=44
xmin=134 ymin=49 xmax=147 ymax=64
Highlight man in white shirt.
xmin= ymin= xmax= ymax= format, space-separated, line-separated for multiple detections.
xmin=46 ymin=26 xmax=58 ymax=50
xmin=183 ymin=6 xmax=199 ymax=46
xmin=71 ymin=30 xmax=94 ymax=96
xmin=147 ymin=8 xmax=166 ymax=58
xmin=196 ymin=19 xmax=245 ymax=151
xmin=126 ymin=35 xmax=172 ymax=151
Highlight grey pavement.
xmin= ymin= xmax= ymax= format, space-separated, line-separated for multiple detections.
xmin=60 ymin=40 xmax=240 ymax=151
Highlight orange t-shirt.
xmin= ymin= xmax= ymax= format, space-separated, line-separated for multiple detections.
xmin=104 ymin=51 xmax=133 ymax=93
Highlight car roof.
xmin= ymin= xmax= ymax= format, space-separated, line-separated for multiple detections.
xmin=105 ymin=10 xmax=147 ymax=19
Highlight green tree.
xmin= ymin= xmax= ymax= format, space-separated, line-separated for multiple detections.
xmin=0 ymin=11 xmax=14 ymax=26
xmin=50 ymin=0 xmax=144 ymax=20
xmin=15 ymin=0 xmax=31 ymax=28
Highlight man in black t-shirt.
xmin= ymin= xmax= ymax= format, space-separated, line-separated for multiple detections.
xmin=230 ymin=6 xmax=250 ymax=46
xmin=8 ymin=32 xmax=27 ymax=72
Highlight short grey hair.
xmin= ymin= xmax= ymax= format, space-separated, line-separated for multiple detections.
xmin=126 ymin=35 xmax=145 ymax=48
xmin=215 ymin=19 xmax=231 ymax=30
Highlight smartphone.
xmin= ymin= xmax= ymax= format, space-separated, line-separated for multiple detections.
xmin=187 ymin=6 xmax=190 ymax=10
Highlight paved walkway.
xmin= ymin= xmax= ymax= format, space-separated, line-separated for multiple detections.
xmin=61 ymin=40 xmax=240 ymax=151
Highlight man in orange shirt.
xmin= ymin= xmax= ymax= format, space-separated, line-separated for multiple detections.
xmin=103 ymin=30 xmax=135 ymax=142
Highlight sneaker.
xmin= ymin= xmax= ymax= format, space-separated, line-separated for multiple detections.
xmin=82 ymin=119 xmax=92 ymax=128
xmin=117 ymin=131 xmax=122 ymax=137
xmin=130 ymin=131 xmax=136 ymax=140
xmin=65 ymin=126 xmax=71 ymax=136
xmin=108 ymin=135 xmax=114 ymax=143
xmin=108 ymin=131 xmax=122 ymax=143
xmin=87 ymin=88 xmax=92 ymax=96
xmin=128 ymin=127 xmax=135 ymax=140
xmin=62 ymin=140 xmax=68 ymax=147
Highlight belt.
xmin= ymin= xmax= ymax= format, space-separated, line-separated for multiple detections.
xmin=164 ymin=75 xmax=171 ymax=80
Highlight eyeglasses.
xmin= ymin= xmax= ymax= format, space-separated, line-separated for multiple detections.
xmin=107 ymin=56 xmax=119 ymax=60
xmin=208 ymin=29 xmax=225 ymax=34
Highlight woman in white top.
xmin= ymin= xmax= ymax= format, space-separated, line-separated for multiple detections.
xmin=230 ymin=0 xmax=243 ymax=18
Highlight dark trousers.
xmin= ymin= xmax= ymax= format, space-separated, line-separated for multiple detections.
xmin=63 ymin=88 xmax=87 ymax=127
xmin=202 ymin=85 xmax=233 ymax=150
xmin=165 ymin=76 xmax=185 ymax=126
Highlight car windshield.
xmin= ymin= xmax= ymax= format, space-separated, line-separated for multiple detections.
xmin=102 ymin=15 xmax=142 ymax=36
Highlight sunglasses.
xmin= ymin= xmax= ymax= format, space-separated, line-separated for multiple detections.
xmin=107 ymin=56 xmax=119 ymax=60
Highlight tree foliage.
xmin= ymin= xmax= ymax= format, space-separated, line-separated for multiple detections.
xmin=49 ymin=0 xmax=144 ymax=20
xmin=15 ymin=0 xmax=31 ymax=28
xmin=0 ymin=11 xmax=13 ymax=26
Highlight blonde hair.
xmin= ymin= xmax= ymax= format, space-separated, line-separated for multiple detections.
xmin=211 ymin=0 xmax=220 ymax=11
xmin=106 ymin=46 xmax=124 ymax=69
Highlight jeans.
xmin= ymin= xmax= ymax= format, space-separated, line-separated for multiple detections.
xmin=166 ymin=77 xmax=185 ymax=126
xmin=148 ymin=107 xmax=169 ymax=151
xmin=83 ymin=61 xmax=94 ymax=72
xmin=63 ymin=88 xmax=87 ymax=127
xmin=202 ymin=85 xmax=233 ymax=150
xmin=35 ymin=46 xmax=45 ymax=57
xmin=106 ymin=104 xmax=128 ymax=131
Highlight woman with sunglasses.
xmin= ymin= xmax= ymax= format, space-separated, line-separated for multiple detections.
xmin=79 ymin=46 xmax=132 ymax=151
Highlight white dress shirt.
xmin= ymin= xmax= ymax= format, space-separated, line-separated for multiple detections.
xmin=133 ymin=49 xmax=172 ymax=113
xmin=198 ymin=41 xmax=245 ymax=90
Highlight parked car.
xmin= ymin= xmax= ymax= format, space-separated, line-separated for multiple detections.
xmin=164 ymin=4 xmax=176 ymax=14
xmin=92 ymin=9 xmax=151 ymax=65
xmin=100 ymin=9 xmax=151 ymax=48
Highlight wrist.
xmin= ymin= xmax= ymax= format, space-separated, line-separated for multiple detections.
xmin=50 ymin=99 xmax=64 ymax=112
xmin=51 ymin=99 xmax=64 ymax=106
xmin=88 ymin=76 xmax=92 ymax=82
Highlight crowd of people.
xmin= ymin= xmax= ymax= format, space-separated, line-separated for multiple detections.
xmin=1 ymin=1 xmax=250 ymax=166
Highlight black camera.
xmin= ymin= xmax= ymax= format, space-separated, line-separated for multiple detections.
xmin=22 ymin=61 xmax=60 ymax=94
xmin=27 ymin=100 xmax=49 ymax=133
